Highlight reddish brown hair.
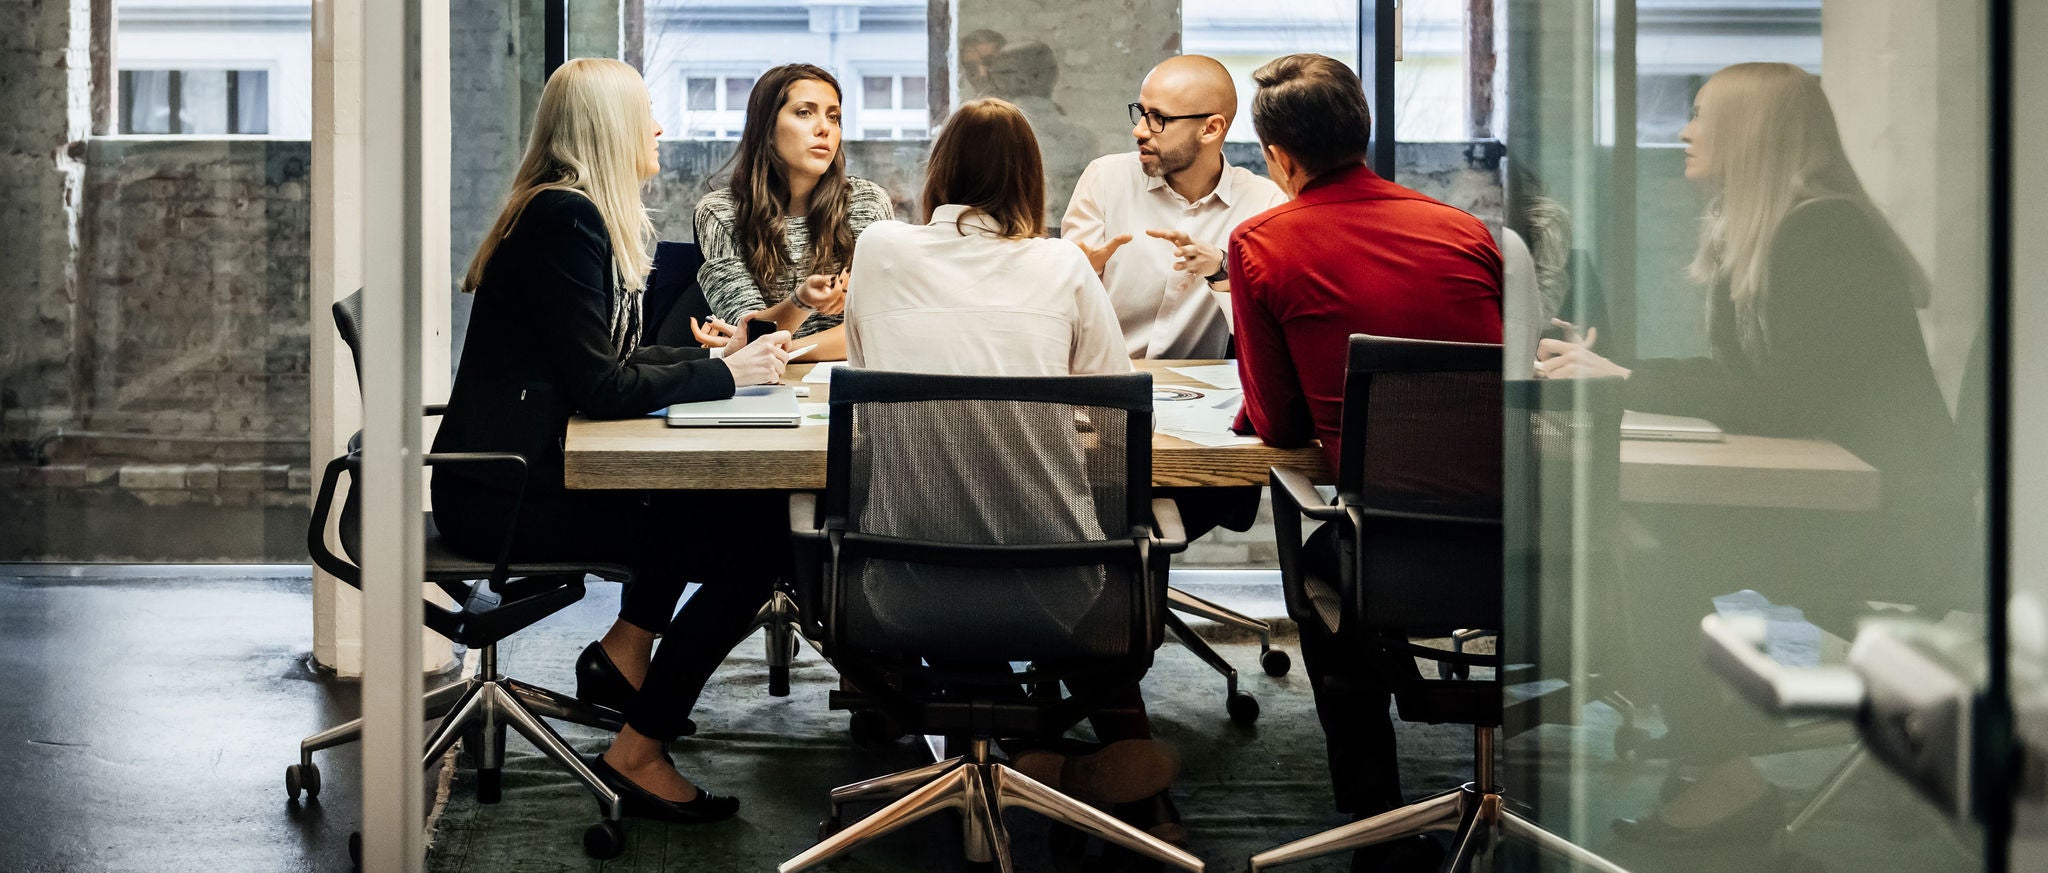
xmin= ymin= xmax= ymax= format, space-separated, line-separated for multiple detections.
xmin=919 ymin=98 xmax=1046 ymax=239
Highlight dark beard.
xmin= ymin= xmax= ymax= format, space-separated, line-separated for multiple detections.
xmin=1143 ymin=140 xmax=1198 ymax=178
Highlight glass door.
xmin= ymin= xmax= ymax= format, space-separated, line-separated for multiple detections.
xmin=1499 ymin=0 xmax=2010 ymax=870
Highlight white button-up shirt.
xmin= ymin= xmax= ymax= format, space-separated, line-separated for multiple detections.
xmin=846 ymin=205 xmax=1131 ymax=377
xmin=1060 ymin=151 xmax=1288 ymax=359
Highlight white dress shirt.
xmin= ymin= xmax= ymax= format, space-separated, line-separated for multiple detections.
xmin=845 ymin=204 xmax=1131 ymax=377
xmin=1060 ymin=151 xmax=1288 ymax=359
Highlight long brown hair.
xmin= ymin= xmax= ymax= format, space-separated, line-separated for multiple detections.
xmin=727 ymin=64 xmax=854 ymax=294
xmin=920 ymin=98 xmax=1045 ymax=239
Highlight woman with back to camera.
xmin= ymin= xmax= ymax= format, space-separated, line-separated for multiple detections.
xmin=1536 ymin=62 xmax=1971 ymax=840
xmin=843 ymin=98 xmax=1188 ymax=849
xmin=432 ymin=58 xmax=819 ymax=824
xmin=689 ymin=63 xmax=894 ymax=361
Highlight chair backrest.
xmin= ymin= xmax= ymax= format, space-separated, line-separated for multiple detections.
xmin=333 ymin=289 xmax=366 ymax=388
xmin=1339 ymin=335 xmax=1505 ymax=634
xmin=645 ymin=241 xmax=711 ymax=347
xmin=820 ymin=368 xmax=1156 ymax=666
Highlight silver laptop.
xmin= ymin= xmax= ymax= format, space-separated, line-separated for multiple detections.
xmin=666 ymin=385 xmax=802 ymax=427
xmin=1620 ymin=410 xmax=1726 ymax=442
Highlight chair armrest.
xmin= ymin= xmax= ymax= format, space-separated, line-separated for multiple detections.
xmin=423 ymin=403 xmax=447 ymax=418
xmin=1271 ymin=466 xmax=1344 ymax=521
xmin=1149 ymin=498 xmax=1188 ymax=554
xmin=306 ymin=453 xmax=363 ymax=585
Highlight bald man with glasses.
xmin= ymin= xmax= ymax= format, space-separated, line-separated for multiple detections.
xmin=1062 ymin=54 xmax=1287 ymax=361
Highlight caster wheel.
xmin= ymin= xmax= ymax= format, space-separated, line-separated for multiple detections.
xmin=1261 ymin=648 xmax=1292 ymax=677
xmin=477 ymin=767 xmax=502 ymax=804
xmin=848 ymin=709 xmax=902 ymax=747
xmin=1447 ymin=663 xmax=1470 ymax=680
xmin=818 ymin=816 xmax=842 ymax=840
xmin=1614 ymin=724 xmax=1648 ymax=761
xmin=1227 ymin=691 xmax=1261 ymax=724
xmin=584 ymin=819 xmax=626 ymax=859
xmin=348 ymin=831 xmax=362 ymax=869
xmin=769 ymin=665 xmax=791 ymax=698
xmin=286 ymin=761 xmax=321 ymax=800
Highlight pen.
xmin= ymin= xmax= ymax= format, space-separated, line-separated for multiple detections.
xmin=787 ymin=343 xmax=820 ymax=360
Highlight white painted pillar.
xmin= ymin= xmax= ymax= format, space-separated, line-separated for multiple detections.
xmin=1820 ymin=0 xmax=1989 ymax=412
xmin=313 ymin=0 xmax=453 ymax=679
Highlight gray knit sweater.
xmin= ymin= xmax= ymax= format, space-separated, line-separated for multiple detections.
xmin=693 ymin=176 xmax=894 ymax=337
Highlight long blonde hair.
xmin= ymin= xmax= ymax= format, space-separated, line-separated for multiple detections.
xmin=1687 ymin=63 xmax=1926 ymax=319
xmin=464 ymin=58 xmax=658 ymax=309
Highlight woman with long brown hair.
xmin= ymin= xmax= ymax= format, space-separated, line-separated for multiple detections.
xmin=692 ymin=63 xmax=894 ymax=361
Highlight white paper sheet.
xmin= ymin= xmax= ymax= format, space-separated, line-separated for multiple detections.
xmin=1166 ymin=362 xmax=1241 ymax=390
xmin=1152 ymin=386 xmax=1262 ymax=447
xmin=802 ymin=361 xmax=843 ymax=384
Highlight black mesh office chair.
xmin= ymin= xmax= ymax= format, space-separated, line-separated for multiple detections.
xmin=779 ymin=368 xmax=1203 ymax=873
xmin=286 ymin=290 xmax=638 ymax=859
xmin=1251 ymin=336 xmax=1628 ymax=872
xmin=643 ymin=240 xmax=817 ymax=698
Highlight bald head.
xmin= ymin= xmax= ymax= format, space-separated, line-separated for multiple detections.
xmin=1142 ymin=54 xmax=1238 ymax=123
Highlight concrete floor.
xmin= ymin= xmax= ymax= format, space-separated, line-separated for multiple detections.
xmin=0 ymin=564 xmax=1985 ymax=873
xmin=0 ymin=565 xmax=372 ymax=873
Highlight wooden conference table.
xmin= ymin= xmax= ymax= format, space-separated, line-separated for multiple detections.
xmin=563 ymin=359 xmax=1879 ymax=512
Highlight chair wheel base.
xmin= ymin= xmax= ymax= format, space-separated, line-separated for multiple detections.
xmin=286 ymin=761 xmax=321 ymax=800
xmin=584 ymin=819 xmax=626 ymax=859
xmin=769 ymin=665 xmax=792 ymax=697
xmin=1227 ymin=691 xmax=1261 ymax=724
xmin=1261 ymin=648 xmax=1292 ymax=677
xmin=476 ymin=767 xmax=502 ymax=804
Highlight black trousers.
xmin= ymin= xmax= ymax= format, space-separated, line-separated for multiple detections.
xmin=1298 ymin=522 xmax=1405 ymax=817
xmin=434 ymin=479 xmax=783 ymax=743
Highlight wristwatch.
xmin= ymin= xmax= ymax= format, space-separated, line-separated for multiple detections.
xmin=1204 ymin=265 xmax=1230 ymax=285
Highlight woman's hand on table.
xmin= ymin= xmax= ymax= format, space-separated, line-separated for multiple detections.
xmin=721 ymin=329 xmax=792 ymax=386
xmin=1535 ymin=321 xmax=1631 ymax=379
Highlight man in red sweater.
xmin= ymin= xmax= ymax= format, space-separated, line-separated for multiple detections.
xmin=1228 ymin=53 xmax=1503 ymax=872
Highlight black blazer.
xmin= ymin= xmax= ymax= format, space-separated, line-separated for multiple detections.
xmin=433 ymin=189 xmax=736 ymax=498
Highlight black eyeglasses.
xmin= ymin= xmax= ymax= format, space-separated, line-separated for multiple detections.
xmin=1128 ymin=103 xmax=1218 ymax=133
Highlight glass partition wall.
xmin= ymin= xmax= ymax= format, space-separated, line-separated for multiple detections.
xmin=1500 ymin=1 xmax=2005 ymax=871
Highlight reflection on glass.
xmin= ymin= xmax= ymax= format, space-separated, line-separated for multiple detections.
xmin=1509 ymin=5 xmax=1990 ymax=868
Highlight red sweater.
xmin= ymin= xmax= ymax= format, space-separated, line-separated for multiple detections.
xmin=1229 ymin=163 xmax=1504 ymax=473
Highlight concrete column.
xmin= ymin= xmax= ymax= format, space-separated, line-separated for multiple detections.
xmin=0 ymin=0 xmax=92 ymax=457
xmin=946 ymin=0 xmax=1179 ymax=229
xmin=569 ymin=0 xmax=620 ymax=60
xmin=1821 ymin=0 xmax=1989 ymax=412
xmin=312 ymin=0 xmax=455 ymax=678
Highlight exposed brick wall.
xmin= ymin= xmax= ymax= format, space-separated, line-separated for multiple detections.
xmin=1 ymin=139 xmax=312 ymax=561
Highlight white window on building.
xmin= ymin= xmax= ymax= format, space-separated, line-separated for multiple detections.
xmin=114 ymin=0 xmax=312 ymax=138
xmin=849 ymin=72 xmax=927 ymax=140
xmin=678 ymin=72 xmax=759 ymax=139
xmin=119 ymin=69 xmax=271 ymax=135
xmin=642 ymin=1 xmax=928 ymax=142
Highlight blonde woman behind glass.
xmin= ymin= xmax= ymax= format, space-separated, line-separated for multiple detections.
xmin=1536 ymin=62 xmax=1969 ymax=843
xmin=435 ymin=58 xmax=791 ymax=825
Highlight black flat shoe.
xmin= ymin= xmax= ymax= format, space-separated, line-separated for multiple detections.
xmin=575 ymin=641 xmax=637 ymax=711
xmin=586 ymin=754 xmax=740 ymax=825
xmin=574 ymin=641 xmax=696 ymax=736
